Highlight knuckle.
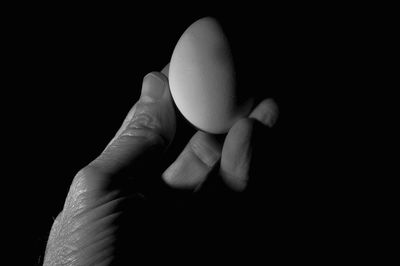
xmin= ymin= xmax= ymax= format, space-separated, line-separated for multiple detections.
xmin=117 ymin=111 xmax=166 ymax=146
xmin=70 ymin=168 xmax=91 ymax=194
xmin=127 ymin=110 xmax=162 ymax=132
xmin=64 ymin=166 xmax=111 ymax=218
xmin=236 ymin=117 xmax=255 ymax=129
xmin=231 ymin=118 xmax=255 ymax=139
xmin=119 ymin=126 xmax=166 ymax=147
xmin=70 ymin=166 xmax=109 ymax=199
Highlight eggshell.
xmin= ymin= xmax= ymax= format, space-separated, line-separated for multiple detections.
xmin=169 ymin=17 xmax=253 ymax=134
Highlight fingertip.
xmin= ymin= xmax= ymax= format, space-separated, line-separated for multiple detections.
xmin=141 ymin=72 xmax=168 ymax=102
xmin=249 ymin=98 xmax=279 ymax=127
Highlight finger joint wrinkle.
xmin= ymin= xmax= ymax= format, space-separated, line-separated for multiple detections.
xmin=189 ymin=139 xmax=221 ymax=168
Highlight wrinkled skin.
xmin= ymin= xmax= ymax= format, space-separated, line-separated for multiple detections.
xmin=44 ymin=64 xmax=278 ymax=265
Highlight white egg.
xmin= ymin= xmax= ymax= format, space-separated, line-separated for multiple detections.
xmin=169 ymin=17 xmax=253 ymax=134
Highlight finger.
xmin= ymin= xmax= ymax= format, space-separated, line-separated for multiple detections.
xmin=220 ymin=98 xmax=279 ymax=191
xmin=249 ymin=98 xmax=279 ymax=127
xmin=162 ymin=131 xmax=222 ymax=190
xmin=89 ymin=72 xmax=176 ymax=176
xmin=104 ymin=66 xmax=172 ymax=150
xmin=161 ymin=63 xmax=169 ymax=77
xmin=220 ymin=118 xmax=254 ymax=191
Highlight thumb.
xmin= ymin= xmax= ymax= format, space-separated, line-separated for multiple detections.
xmin=89 ymin=72 xmax=176 ymax=177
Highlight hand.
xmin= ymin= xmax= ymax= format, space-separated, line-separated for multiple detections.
xmin=43 ymin=64 xmax=278 ymax=265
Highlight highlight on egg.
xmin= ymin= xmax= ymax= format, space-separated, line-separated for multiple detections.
xmin=169 ymin=17 xmax=254 ymax=134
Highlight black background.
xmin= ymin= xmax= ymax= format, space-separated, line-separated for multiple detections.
xmin=4 ymin=3 xmax=371 ymax=264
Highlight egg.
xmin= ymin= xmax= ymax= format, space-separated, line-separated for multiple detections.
xmin=169 ymin=17 xmax=254 ymax=134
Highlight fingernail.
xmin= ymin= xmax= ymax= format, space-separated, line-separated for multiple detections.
xmin=141 ymin=72 xmax=166 ymax=102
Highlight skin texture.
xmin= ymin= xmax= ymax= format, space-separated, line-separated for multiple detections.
xmin=43 ymin=64 xmax=278 ymax=265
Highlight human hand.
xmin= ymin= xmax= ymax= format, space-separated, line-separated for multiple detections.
xmin=43 ymin=64 xmax=278 ymax=265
